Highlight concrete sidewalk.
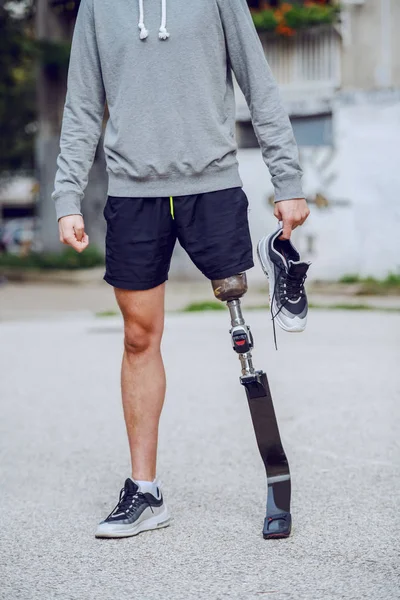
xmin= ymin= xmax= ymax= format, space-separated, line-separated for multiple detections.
xmin=1 ymin=278 xmax=400 ymax=322
xmin=1 ymin=310 xmax=399 ymax=599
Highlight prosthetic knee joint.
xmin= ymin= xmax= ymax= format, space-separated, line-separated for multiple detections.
xmin=211 ymin=273 xmax=292 ymax=540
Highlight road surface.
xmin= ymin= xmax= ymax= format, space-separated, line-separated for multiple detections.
xmin=1 ymin=309 xmax=399 ymax=599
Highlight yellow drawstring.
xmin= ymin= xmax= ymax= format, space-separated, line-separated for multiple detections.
xmin=169 ymin=196 xmax=174 ymax=219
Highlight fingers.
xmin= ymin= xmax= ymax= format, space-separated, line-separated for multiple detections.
xmin=58 ymin=215 xmax=89 ymax=253
xmin=74 ymin=223 xmax=85 ymax=242
xmin=62 ymin=234 xmax=89 ymax=253
xmin=274 ymin=198 xmax=310 ymax=239
xmin=274 ymin=202 xmax=292 ymax=239
xmin=298 ymin=215 xmax=308 ymax=227
xmin=280 ymin=218 xmax=293 ymax=240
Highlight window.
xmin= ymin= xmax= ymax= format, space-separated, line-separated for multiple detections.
xmin=236 ymin=113 xmax=333 ymax=148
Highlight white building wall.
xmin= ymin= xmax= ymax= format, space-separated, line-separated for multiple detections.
xmin=341 ymin=0 xmax=400 ymax=90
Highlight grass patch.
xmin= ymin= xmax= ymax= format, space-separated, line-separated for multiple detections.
xmin=338 ymin=273 xmax=400 ymax=294
xmin=179 ymin=302 xmax=400 ymax=314
xmin=385 ymin=273 xmax=400 ymax=286
xmin=338 ymin=274 xmax=361 ymax=284
xmin=246 ymin=304 xmax=270 ymax=311
xmin=318 ymin=303 xmax=373 ymax=311
xmin=96 ymin=310 xmax=119 ymax=318
xmin=309 ymin=303 xmax=400 ymax=313
xmin=247 ymin=303 xmax=398 ymax=312
xmin=0 ymin=247 xmax=104 ymax=270
xmin=183 ymin=301 xmax=226 ymax=312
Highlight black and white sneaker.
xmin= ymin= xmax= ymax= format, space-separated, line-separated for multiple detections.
xmin=95 ymin=478 xmax=170 ymax=538
xmin=257 ymin=226 xmax=310 ymax=335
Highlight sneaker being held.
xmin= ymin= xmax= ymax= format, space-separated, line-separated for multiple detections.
xmin=257 ymin=226 xmax=310 ymax=336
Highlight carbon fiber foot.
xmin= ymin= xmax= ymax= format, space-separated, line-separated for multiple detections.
xmin=263 ymin=511 xmax=292 ymax=539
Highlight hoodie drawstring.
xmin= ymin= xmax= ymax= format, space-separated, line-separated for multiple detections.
xmin=159 ymin=0 xmax=170 ymax=40
xmin=138 ymin=0 xmax=149 ymax=39
xmin=138 ymin=0 xmax=170 ymax=41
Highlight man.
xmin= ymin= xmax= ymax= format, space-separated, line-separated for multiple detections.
xmin=53 ymin=0 xmax=309 ymax=538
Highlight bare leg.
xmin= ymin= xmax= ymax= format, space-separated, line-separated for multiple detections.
xmin=115 ymin=283 xmax=166 ymax=481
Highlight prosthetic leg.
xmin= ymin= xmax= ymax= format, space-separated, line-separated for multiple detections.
xmin=212 ymin=273 xmax=291 ymax=539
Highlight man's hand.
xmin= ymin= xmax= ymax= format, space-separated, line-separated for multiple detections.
xmin=58 ymin=215 xmax=89 ymax=253
xmin=274 ymin=198 xmax=310 ymax=240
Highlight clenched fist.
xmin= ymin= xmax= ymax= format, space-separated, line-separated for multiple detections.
xmin=274 ymin=198 xmax=310 ymax=240
xmin=58 ymin=214 xmax=89 ymax=253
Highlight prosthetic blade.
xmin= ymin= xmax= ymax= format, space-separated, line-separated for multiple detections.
xmin=241 ymin=371 xmax=291 ymax=539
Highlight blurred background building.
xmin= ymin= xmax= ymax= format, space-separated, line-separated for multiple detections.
xmin=0 ymin=0 xmax=399 ymax=282
xmin=237 ymin=0 xmax=400 ymax=281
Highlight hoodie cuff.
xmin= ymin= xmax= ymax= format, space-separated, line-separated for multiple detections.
xmin=54 ymin=194 xmax=83 ymax=221
xmin=272 ymin=174 xmax=304 ymax=202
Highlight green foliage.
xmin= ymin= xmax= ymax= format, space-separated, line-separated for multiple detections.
xmin=183 ymin=301 xmax=226 ymax=312
xmin=246 ymin=304 xmax=270 ymax=310
xmin=384 ymin=273 xmax=400 ymax=287
xmin=339 ymin=273 xmax=400 ymax=293
xmin=309 ymin=303 xmax=400 ymax=313
xmin=0 ymin=246 xmax=104 ymax=270
xmin=34 ymin=40 xmax=72 ymax=76
xmin=284 ymin=4 xmax=340 ymax=29
xmin=339 ymin=274 xmax=360 ymax=284
xmin=0 ymin=2 xmax=74 ymax=174
xmin=328 ymin=303 xmax=373 ymax=311
xmin=251 ymin=10 xmax=279 ymax=31
xmin=0 ymin=3 xmax=36 ymax=172
xmin=96 ymin=310 xmax=119 ymax=317
xmin=251 ymin=2 xmax=340 ymax=34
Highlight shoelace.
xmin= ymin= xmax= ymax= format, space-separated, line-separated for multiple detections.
xmin=270 ymin=267 xmax=307 ymax=350
xmin=107 ymin=487 xmax=148 ymax=519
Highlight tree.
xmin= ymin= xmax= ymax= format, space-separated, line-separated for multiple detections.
xmin=0 ymin=2 xmax=36 ymax=174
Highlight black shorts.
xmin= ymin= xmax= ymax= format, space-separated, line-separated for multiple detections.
xmin=103 ymin=187 xmax=254 ymax=290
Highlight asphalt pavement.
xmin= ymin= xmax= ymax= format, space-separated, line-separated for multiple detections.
xmin=1 ymin=309 xmax=399 ymax=599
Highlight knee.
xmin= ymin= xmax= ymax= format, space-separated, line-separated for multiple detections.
xmin=124 ymin=322 xmax=161 ymax=356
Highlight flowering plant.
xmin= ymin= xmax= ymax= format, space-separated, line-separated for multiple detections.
xmin=251 ymin=1 xmax=340 ymax=37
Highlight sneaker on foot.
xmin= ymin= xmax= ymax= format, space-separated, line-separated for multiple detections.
xmin=257 ymin=226 xmax=310 ymax=334
xmin=95 ymin=478 xmax=170 ymax=538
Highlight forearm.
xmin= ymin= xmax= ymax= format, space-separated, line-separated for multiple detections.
xmin=218 ymin=0 xmax=303 ymax=201
xmin=52 ymin=0 xmax=106 ymax=220
xmin=249 ymin=83 xmax=303 ymax=202
xmin=53 ymin=91 xmax=105 ymax=220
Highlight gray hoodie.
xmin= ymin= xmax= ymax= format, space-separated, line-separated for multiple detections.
xmin=52 ymin=0 xmax=303 ymax=220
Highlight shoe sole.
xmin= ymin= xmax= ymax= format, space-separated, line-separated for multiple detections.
xmin=95 ymin=508 xmax=171 ymax=539
xmin=257 ymin=237 xmax=306 ymax=333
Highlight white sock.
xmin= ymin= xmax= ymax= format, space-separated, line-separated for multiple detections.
xmin=131 ymin=478 xmax=160 ymax=498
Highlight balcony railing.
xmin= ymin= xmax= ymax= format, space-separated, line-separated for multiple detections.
xmin=260 ymin=27 xmax=341 ymax=94
xmin=235 ymin=26 xmax=341 ymax=119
